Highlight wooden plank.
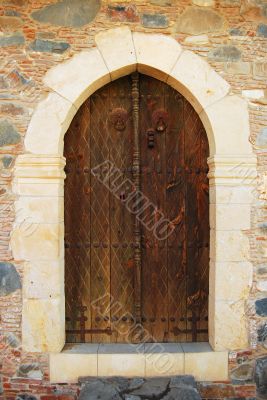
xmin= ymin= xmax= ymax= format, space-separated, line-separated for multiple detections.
xmin=109 ymin=76 xmax=135 ymax=343
xmin=165 ymin=87 xmax=187 ymax=342
xmin=90 ymin=85 xmax=111 ymax=343
xmin=64 ymin=100 xmax=91 ymax=343
xmin=140 ymin=75 xmax=168 ymax=342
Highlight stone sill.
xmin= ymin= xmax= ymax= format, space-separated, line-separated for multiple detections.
xmin=49 ymin=342 xmax=228 ymax=383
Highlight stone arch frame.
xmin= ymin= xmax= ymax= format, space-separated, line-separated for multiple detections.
xmin=11 ymin=27 xmax=257 ymax=354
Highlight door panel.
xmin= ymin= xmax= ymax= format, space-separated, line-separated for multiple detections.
xmin=64 ymin=73 xmax=209 ymax=343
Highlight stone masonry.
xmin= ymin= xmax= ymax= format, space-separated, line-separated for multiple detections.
xmin=0 ymin=0 xmax=266 ymax=399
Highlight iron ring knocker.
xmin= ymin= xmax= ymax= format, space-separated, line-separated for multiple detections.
xmin=109 ymin=107 xmax=128 ymax=131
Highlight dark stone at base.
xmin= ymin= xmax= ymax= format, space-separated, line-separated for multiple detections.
xmin=131 ymin=377 xmax=169 ymax=398
xmin=162 ymin=387 xmax=201 ymax=400
xmin=0 ymin=262 xmax=21 ymax=296
xmin=255 ymin=356 xmax=267 ymax=399
xmin=170 ymin=376 xmax=197 ymax=389
xmin=255 ymin=298 xmax=267 ymax=317
xmin=141 ymin=13 xmax=169 ymax=28
xmin=78 ymin=376 xmax=201 ymax=400
xmin=0 ymin=120 xmax=20 ymax=147
xmin=30 ymin=39 xmax=70 ymax=53
xmin=79 ymin=381 xmax=122 ymax=400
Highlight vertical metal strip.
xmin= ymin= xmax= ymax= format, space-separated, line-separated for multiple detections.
xmin=131 ymin=72 xmax=141 ymax=325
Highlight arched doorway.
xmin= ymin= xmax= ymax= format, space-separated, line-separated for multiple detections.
xmin=64 ymin=73 xmax=209 ymax=344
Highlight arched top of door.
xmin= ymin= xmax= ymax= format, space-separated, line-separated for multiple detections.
xmin=24 ymin=26 xmax=254 ymax=159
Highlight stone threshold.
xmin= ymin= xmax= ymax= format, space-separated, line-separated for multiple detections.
xmin=49 ymin=342 xmax=228 ymax=383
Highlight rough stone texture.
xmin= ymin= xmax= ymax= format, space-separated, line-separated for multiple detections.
xmin=29 ymin=39 xmax=70 ymax=53
xmin=230 ymin=363 xmax=254 ymax=382
xmin=256 ymin=127 xmax=267 ymax=148
xmin=17 ymin=363 xmax=43 ymax=379
xmin=78 ymin=377 xmax=201 ymax=400
xmin=257 ymin=23 xmax=267 ymax=37
xmin=16 ymin=395 xmax=38 ymax=400
xmin=108 ymin=5 xmax=139 ymax=22
xmin=0 ymin=119 xmax=20 ymax=146
xmin=0 ymin=32 xmax=24 ymax=47
xmin=208 ymin=45 xmax=241 ymax=61
xmin=141 ymin=13 xmax=169 ymax=28
xmin=0 ymin=262 xmax=21 ymax=296
xmin=175 ymin=7 xmax=225 ymax=34
xmin=79 ymin=381 xmax=122 ymax=400
xmin=0 ymin=16 xmax=23 ymax=31
xmin=255 ymin=298 xmax=267 ymax=316
xmin=31 ymin=0 xmax=101 ymax=27
xmin=255 ymin=357 xmax=267 ymax=398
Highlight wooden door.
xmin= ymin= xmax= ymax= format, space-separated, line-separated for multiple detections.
xmin=64 ymin=73 xmax=209 ymax=343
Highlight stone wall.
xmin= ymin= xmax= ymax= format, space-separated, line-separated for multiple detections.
xmin=0 ymin=0 xmax=266 ymax=399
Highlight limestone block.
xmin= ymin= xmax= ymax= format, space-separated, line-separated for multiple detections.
xmin=13 ymin=181 xmax=64 ymax=197
xmin=25 ymin=92 xmax=76 ymax=155
xmin=167 ymin=50 xmax=230 ymax=114
xmin=11 ymin=222 xmax=64 ymax=261
xmin=210 ymin=229 xmax=250 ymax=262
xmin=209 ymin=185 xmax=255 ymax=205
xmin=200 ymin=95 xmax=252 ymax=155
xmin=144 ymin=343 xmax=184 ymax=376
xmin=44 ymin=49 xmax=110 ymax=109
xmin=209 ymin=301 xmax=248 ymax=351
xmin=210 ymin=204 xmax=251 ymax=230
xmin=15 ymin=196 xmax=63 ymax=224
xmin=22 ymin=298 xmax=65 ymax=352
xmin=23 ymin=259 xmax=64 ymax=299
xmin=224 ymin=62 xmax=251 ymax=75
xmin=98 ymin=344 xmax=145 ymax=376
xmin=133 ymin=32 xmax=182 ymax=81
xmin=50 ymin=347 xmax=98 ymax=383
xmin=183 ymin=343 xmax=228 ymax=381
xmin=209 ymin=261 xmax=253 ymax=301
xmin=95 ymin=27 xmax=136 ymax=80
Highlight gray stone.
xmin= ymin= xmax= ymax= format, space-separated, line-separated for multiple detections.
xmin=5 ymin=10 xmax=21 ymax=17
xmin=257 ymin=265 xmax=267 ymax=275
xmin=130 ymin=377 xmax=169 ymax=399
xmin=16 ymin=396 xmax=37 ymax=400
xmin=0 ymin=120 xmax=20 ymax=146
xmin=208 ymin=45 xmax=241 ymax=62
xmin=125 ymin=396 xmax=141 ymax=400
xmin=256 ymin=298 xmax=267 ymax=317
xmin=31 ymin=0 xmax=101 ymax=28
xmin=0 ymin=102 xmax=27 ymax=116
xmin=257 ymin=24 xmax=267 ymax=38
xmin=175 ymin=7 xmax=225 ymax=35
xmin=128 ymin=378 xmax=145 ymax=391
xmin=162 ymin=387 xmax=201 ymax=400
xmin=17 ymin=363 xmax=43 ymax=379
xmin=230 ymin=363 xmax=254 ymax=382
xmin=255 ymin=356 xmax=267 ymax=399
xmin=78 ymin=381 xmax=122 ymax=400
xmin=141 ymin=13 xmax=169 ymax=28
xmin=258 ymin=323 xmax=267 ymax=342
xmin=0 ymin=262 xmax=21 ymax=296
xmin=106 ymin=377 xmax=130 ymax=393
xmin=0 ymin=32 xmax=24 ymax=47
xmin=169 ymin=375 xmax=197 ymax=389
xmin=1 ymin=155 xmax=14 ymax=168
xmin=229 ymin=28 xmax=242 ymax=35
xmin=29 ymin=39 xmax=70 ymax=54
xmin=4 ymin=332 xmax=20 ymax=348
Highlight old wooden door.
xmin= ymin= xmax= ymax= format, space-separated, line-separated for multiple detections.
xmin=64 ymin=73 xmax=209 ymax=343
